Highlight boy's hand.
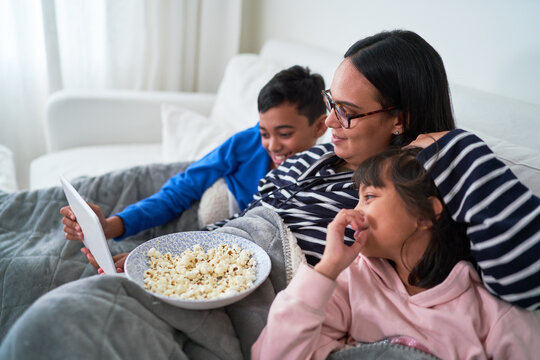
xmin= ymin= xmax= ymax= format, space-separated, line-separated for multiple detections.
xmin=60 ymin=203 xmax=125 ymax=240
xmin=314 ymin=209 xmax=368 ymax=280
xmin=81 ymin=247 xmax=128 ymax=274
xmin=60 ymin=203 xmax=107 ymax=241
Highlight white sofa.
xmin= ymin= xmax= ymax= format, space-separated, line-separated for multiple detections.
xmin=29 ymin=40 xmax=540 ymax=197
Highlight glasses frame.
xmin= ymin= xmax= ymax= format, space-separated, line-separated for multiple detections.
xmin=322 ymin=89 xmax=398 ymax=129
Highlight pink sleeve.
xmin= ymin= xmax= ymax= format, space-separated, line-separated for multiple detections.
xmin=252 ymin=263 xmax=351 ymax=360
xmin=485 ymin=306 xmax=540 ymax=358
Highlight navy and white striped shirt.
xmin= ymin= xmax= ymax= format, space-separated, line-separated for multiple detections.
xmin=207 ymin=143 xmax=359 ymax=265
xmin=418 ymin=129 xmax=540 ymax=310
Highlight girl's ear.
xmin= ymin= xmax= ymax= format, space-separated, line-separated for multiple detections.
xmin=314 ymin=114 xmax=328 ymax=138
xmin=417 ymin=196 xmax=443 ymax=230
xmin=429 ymin=196 xmax=444 ymax=219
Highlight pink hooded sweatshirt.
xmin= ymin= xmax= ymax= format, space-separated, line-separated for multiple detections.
xmin=252 ymin=257 xmax=540 ymax=360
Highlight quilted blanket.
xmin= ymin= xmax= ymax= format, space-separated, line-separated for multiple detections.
xmin=0 ymin=162 xmax=200 ymax=341
xmin=0 ymin=162 xmax=295 ymax=359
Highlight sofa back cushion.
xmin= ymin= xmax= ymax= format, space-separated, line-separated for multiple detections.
xmin=209 ymin=54 xmax=283 ymax=135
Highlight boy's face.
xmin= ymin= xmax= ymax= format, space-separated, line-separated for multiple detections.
xmin=259 ymin=102 xmax=326 ymax=168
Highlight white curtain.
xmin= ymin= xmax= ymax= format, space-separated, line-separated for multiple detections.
xmin=0 ymin=0 xmax=242 ymax=189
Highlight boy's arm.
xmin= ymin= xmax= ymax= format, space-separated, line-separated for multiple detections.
xmin=115 ymin=125 xmax=264 ymax=239
xmin=417 ymin=129 xmax=540 ymax=310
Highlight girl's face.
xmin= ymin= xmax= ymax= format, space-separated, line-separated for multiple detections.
xmin=326 ymin=58 xmax=402 ymax=170
xmin=355 ymin=179 xmax=423 ymax=263
xmin=259 ymin=102 xmax=326 ymax=168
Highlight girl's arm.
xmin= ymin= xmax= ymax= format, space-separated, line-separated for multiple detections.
xmin=416 ymin=129 xmax=540 ymax=310
xmin=485 ymin=306 xmax=540 ymax=357
xmin=252 ymin=209 xmax=366 ymax=359
xmin=251 ymin=264 xmax=351 ymax=360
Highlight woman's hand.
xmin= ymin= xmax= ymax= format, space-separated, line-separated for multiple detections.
xmin=314 ymin=209 xmax=368 ymax=280
xmin=60 ymin=203 xmax=125 ymax=240
xmin=408 ymin=131 xmax=450 ymax=148
xmin=81 ymin=247 xmax=129 ymax=274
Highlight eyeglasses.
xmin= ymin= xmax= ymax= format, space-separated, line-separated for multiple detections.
xmin=321 ymin=89 xmax=398 ymax=129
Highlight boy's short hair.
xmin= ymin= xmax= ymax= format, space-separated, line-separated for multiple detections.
xmin=257 ymin=65 xmax=326 ymax=125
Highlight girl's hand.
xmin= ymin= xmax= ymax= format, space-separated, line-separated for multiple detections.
xmin=314 ymin=209 xmax=368 ymax=280
xmin=81 ymin=247 xmax=128 ymax=274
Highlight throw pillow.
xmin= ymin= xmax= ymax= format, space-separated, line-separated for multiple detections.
xmin=209 ymin=54 xmax=283 ymax=133
xmin=161 ymin=104 xmax=230 ymax=162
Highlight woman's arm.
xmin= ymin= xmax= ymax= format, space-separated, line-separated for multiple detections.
xmin=416 ymin=129 xmax=540 ymax=310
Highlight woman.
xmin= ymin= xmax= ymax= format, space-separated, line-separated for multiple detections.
xmin=213 ymin=30 xmax=455 ymax=265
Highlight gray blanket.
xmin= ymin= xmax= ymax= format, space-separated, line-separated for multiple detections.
xmin=0 ymin=162 xmax=293 ymax=359
xmin=0 ymin=162 xmax=200 ymax=341
xmin=0 ymin=207 xmax=291 ymax=359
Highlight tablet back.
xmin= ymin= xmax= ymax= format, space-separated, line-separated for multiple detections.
xmin=60 ymin=176 xmax=117 ymax=274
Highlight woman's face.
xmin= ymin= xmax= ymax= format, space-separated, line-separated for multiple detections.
xmin=325 ymin=58 xmax=402 ymax=170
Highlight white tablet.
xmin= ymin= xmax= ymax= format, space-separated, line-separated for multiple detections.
xmin=60 ymin=176 xmax=117 ymax=274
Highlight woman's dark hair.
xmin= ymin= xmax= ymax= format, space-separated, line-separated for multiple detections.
xmin=345 ymin=30 xmax=455 ymax=146
xmin=257 ymin=65 xmax=326 ymax=125
xmin=353 ymin=147 xmax=471 ymax=289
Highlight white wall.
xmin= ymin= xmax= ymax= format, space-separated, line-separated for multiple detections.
xmin=240 ymin=0 xmax=540 ymax=106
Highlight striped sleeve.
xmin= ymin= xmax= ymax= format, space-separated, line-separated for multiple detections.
xmin=417 ymin=129 xmax=540 ymax=310
xmin=205 ymin=143 xmax=359 ymax=265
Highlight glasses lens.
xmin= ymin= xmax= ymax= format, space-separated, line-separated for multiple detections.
xmin=334 ymin=106 xmax=349 ymax=129
xmin=322 ymin=92 xmax=332 ymax=111
xmin=322 ymin=90 xmax=349 ymax=129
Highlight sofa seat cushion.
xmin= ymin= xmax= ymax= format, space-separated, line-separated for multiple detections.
xmin=29 ymin=143 xmax=162 ymax=190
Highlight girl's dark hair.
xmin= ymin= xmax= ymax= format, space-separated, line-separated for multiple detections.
xmin=257 ymin=65 xmax=326 ymax=125
xmin=345 ymin=30 xmax=455 ymax=146
xmin=353 ymin=147 xmax=471 ymax=289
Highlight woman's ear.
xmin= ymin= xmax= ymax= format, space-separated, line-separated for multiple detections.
xmin=392 ymin=111 xmax=405 ymax=135
xmin=314 ymin=114 xmax=328 ymax=138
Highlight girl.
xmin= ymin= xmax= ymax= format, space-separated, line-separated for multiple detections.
xmin=252 ymin=147 xmax=540 ymax=359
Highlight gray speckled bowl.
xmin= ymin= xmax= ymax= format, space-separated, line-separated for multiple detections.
xmin=125 ymin=231 xmax=271 ymax=310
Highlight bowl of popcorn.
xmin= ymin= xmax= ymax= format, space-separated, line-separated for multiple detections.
xmin=124 ymin=231 xmax=272 ymax=309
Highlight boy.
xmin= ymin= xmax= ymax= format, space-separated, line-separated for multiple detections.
xmin=61 ymin=65 xmax=327 ymax=271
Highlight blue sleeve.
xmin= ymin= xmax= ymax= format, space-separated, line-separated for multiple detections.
xmin=115 ymin=124 xmax=268 ymax=239
xmin=417 ymin=129 xmax=540 ymax=310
